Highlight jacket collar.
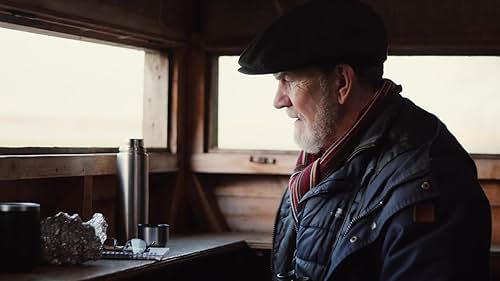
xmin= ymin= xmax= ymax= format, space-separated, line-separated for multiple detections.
xmin=299 ymin=91 xmax=407 ymax=201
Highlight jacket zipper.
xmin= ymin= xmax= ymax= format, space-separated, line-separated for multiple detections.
xmin=317 ymin=143 xmax=378 ymax=281
xmin=275 ymin=142 xmax=380 ymax=280
xmin=343 ymin=199 xmax=384 ymax=236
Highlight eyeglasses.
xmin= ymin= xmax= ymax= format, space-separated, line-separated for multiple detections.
xmin=124 ymin=238 xmax=151 ymax=255
xmin=103 ymin=237 xmax=152 ymax=255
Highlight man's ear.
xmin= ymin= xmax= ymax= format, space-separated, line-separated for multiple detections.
xmin=334 ymin=64 xmax=355 ymax=105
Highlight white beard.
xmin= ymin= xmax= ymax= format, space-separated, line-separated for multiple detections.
xmin=293 ymin=91 xmax=339 ymax=154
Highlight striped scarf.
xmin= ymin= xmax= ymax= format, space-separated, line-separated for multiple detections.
xmin=288 ymin=79 xmax=401 ymax=223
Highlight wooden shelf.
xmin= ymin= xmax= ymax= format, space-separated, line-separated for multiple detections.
xmin=191 ymin=152 xmax=296 ymax=175
xmin=192 ymin=152 xmax=500 ymax=180
xmin=0 ymin=152 xmax=178 ymax=180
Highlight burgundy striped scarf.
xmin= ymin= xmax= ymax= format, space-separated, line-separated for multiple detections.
xmin=288 ymin=79 xmax=401 ymax=223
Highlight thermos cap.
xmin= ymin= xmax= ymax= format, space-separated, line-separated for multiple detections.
xmin=0 ymin=202 xmax=40 ymax=212
xmin=119 ymin=138 xmax=146 ymax=153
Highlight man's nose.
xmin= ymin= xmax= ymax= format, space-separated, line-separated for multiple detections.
xmin=273 ymin=86 xmax=292 ymax=109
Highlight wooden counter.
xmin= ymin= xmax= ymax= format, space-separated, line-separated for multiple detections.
xmin=2 ymin=233 xmax=500 ymax=280
xmin=1 ymin=233 xmax=272 ymax=281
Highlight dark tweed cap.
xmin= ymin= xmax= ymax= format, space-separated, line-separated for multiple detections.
xmin=238 ymin=0 xmax=387 ymax=74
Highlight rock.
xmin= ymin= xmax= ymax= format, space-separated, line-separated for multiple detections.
xmin=41 ymin=212 xmax=108 ymax=265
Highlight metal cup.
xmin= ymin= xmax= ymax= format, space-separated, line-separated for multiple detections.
xmin=138 ymin=224 xmax=169 ymax=247
xmin=0 ymin=202 xmax=40 ymax=272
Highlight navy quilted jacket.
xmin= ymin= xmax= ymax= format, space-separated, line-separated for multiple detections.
xmin=271 ymin=93 xmax=491 ymax=281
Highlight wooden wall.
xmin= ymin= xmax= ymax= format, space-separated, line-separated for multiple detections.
xmin=0 ymin=172 xmax=182 ymax=242
xmin=0 ymin=0 xmax=189 ymax=48
xmin=207 ymin=163 xmax=500 ymax=246
xmin=201 ymin=175 xmax=287 ymax=233
xmin=483 ymin=180 xmax=500 ymax=244
xmin=199 ymin=0 xmax=500 ymax=55
xmin=5 ymin=0 xmax=494 ymax=53
xmin=1 ymin=0 xmax=500 ymax=247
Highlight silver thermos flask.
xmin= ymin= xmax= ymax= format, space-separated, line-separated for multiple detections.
xmin=116 ymin=138 xmax=149 ymax=243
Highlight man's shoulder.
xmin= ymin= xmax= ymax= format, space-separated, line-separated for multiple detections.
xmin=389 ymin=96 xmax=442 ymax=147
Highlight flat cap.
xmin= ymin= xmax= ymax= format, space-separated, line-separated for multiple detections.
xmin=238 ymin=0 xmax=387 ymax=74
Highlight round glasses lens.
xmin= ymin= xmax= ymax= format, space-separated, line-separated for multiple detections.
xmin=125 ymin=238 xmax=147 ymax=254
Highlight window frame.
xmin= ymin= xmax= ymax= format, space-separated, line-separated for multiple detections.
xmin=199 ymin=53 xmax=500 ymax=176
xmin=0 ymin=22 xmax=177 ymax=178
xmin=199 ymin=54 xmax=303 ymax=175
xmin=207 ymin=55 xmax=300 ymax=153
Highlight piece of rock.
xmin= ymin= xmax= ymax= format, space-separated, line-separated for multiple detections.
xmin=41 ymin=212 xmax=108 ymax=265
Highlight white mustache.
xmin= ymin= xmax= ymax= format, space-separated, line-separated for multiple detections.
xmin=286 ymin=108 xmax=302 ymax=119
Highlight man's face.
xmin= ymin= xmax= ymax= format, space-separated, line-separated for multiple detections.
xmin=273 ymin=69 xmax=340 ymax=153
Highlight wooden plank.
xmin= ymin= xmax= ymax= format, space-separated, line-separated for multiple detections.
xmin=82 ymin=176 xmax=93 ymax=221
xmin=192 ymin=154 xmax=500 ymax=178
xmin=149 ymin=173 xmax=177 ymax=226
xmin=203 ymin=0 xmax=500 ymax=55
xmin=186 ymin=39 xmax=206 ymax=154
xmin=492 ymin=207 xmax=500 ymax=245
xmin=217 ymin=196 xmax=279 ymax=217
xmin=210 ymin=175 xmax=286 ymax=233
xmin=226 ymin=216 xmax=275 ymax=233
xmin=0 ymin=0 xmax=187 ymax=48
xmin=168 ymin=48 xmax=180 ymax=154
xmin=92 ymin=176 xmax=117 ymax=238
xmin=0 ymin=177 xmax=84 ymax=219
xmin=481 ymin=181 xmax=500 ymax=207
xmin=142 ymin=51 xmax=169 ymax=149
xmin=213 ymin=175 xmax=288 ymax=198
xmin=371 ymin=0 xmax=500 ymax=55
xmin=0 ymin=152 xmax=177 ymax=180
xmin=167 ymin=49 xmax=187 ymax=229
xmin=191 ymin=152 xmax=297 ymax=175
xmin=148 ymin=152 xmax=178 ymax=174
xmin=487 ymin=181 xmax=500 ymax=245
xmin=190 ymin=174 xmax=229 ymax=232
xmin=475 ymin=158 xmax=500 ymax=180
xmin=202 ymin=0 xmax=277 ymax=48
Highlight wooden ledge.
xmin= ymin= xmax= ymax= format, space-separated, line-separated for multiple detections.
xmin=0 ymin=152 xmax=178 ymax=180
xmin=192 ymin=152 xmax=500 ymax=180
xmin=191 ymin=152 xmax=296 ymax=175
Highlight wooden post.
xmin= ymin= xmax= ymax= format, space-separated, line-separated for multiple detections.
xmin=82 ymin=176 xmax=93 ymax=220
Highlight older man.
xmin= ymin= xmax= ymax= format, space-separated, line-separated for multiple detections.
xmin=238 ymin=0 xmax=491 ymax=280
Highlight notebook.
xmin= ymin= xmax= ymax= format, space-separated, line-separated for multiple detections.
xmin=101 ymin=247 xmax=170 ymax=261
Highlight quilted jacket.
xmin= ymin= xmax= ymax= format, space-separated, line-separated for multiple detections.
xmin=272 ymin=92 xmax=491 ymax=281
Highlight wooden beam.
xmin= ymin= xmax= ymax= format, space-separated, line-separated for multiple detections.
xmin=186 ymin=36 xmax=207 ymax=154
xmin=202 ymin=0 xmax=500 ymax=55
xmin=82 ymin=175 xmax=93 ymax=220
xmin=188 ymin=174 xmax=229 ymax=233
xmin=167 ymin=49 xmax=188 ymax=228
xmin=475 ymin=158 xmax=500 ymax=180
xmin=0 ymin=0 xmax=187 ymax=48
xmin=143 ymin=51 xmax=169 ymax=149
xmin=191 ymin=152 xmax=297 ymax=175
xmin=192 ymin=153 xmax=500 ymax=179
xmin=0 ymin=152 xmax=177 ymax=180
